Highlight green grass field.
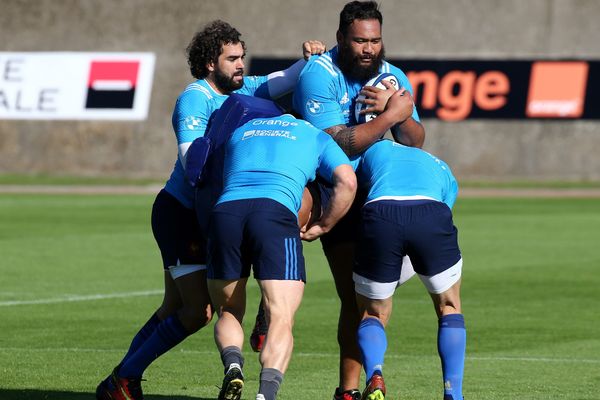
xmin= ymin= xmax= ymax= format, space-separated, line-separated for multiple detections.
xmin=1 ymin=193 xmax=599 ymax=399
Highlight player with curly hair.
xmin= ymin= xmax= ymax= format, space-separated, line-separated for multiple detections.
xmin=95 ymin=19 xmax=325 ymax=400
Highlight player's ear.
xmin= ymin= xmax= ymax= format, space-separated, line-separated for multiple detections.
xmin=207 ymin=61 xmax=215 ymax=72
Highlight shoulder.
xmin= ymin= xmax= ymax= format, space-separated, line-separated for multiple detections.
xmin=301 ymin=50 xmax=341 ymax=80
xmin=177 ymin=81 xmax=215 ymax=105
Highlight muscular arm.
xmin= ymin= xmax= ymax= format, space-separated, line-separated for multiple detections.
xmin=301 ymin=164 xmax=357 ymax=241
xmin=327 ymin=89 xmax=426 ymax=155
xmin=390 ymin=117 xmax=425 ymax=148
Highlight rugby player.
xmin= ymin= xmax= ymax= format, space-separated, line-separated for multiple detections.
xmin=291 ymin=2 xmax=425 ymax=398
xmin=207 ymin=109 xmax=357 ymax=400
xmin=352 ymin=139 xmax=465 ymax=400
xmin=95 ymin=20 xmax=325 ymax=400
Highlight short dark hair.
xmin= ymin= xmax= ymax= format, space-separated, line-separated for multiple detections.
xmin=338 ymin=1 xmax=382 ymax=36
xmin=186 ymin=20 xmax=246 ymax=79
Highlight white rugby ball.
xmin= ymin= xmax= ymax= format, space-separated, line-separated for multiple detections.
xmin=354 ymin=72 xmax=400 ymax=124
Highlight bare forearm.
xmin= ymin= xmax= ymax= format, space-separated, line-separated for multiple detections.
xmin=391 ymin=117 xmax=425 ymax=148
xmin=327 ymin=113 xmax=398 ymax=156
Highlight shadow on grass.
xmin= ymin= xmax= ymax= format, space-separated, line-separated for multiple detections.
xmin=0 ymin=389 xmax=213 ymax=400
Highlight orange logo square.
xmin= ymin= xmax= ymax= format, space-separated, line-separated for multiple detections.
xmin=526 ymin=61 xmax=589 ymax=118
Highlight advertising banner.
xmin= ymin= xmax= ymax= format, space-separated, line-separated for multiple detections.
xmin=250 ymin=58 xmax=600 ymax=121
xmin=0 ymin=52 xmax=155 ymax=120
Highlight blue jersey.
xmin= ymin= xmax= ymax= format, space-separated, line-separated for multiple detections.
xmin=357 ymin=140 xmax=458 ymax=209
xmin=292 ymin=46 xmax=420 ymax=130
xmin=218 ymin=114 xmax=351 ymax=215
xmin=164 ymin=76 xmax=270 ymax=208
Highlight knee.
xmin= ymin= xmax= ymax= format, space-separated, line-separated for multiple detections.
xmin=179 ymin=304 xmax=214 ymax=333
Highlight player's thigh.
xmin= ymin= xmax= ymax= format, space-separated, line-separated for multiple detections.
xmin=246 ymin=199 xmax=305 ymax=282
xmin=207 ymin=202 xmax=250 ymax=280
xmin=151 ymin=189 xmax=207 ymax=270
xmin=173 ymin=269 xmax=211 ymax=312
xmin=405 ymin=201 xmax=462 ymax=294
xmin=354 ymin=202 xmax=406 ymax=284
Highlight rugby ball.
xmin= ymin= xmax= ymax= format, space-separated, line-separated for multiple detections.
xmin=354 ymin=72 xmax=400 ymax=124
xmin=298 ymin=183 xmax=322 ymax=230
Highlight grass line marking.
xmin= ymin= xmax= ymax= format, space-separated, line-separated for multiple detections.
xmin=0 ymin=346 xmax=598 ymax=364
xmin=0 ymin=290 xmax=162 ymax=307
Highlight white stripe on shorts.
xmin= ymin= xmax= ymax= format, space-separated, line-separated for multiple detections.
xmin=418 ymin=258 xmax=462 ymax=294
xmin=353 ymin=256 xmax=416 ymax=300
xmin=169 ymin=263 xmax=206 ymax=280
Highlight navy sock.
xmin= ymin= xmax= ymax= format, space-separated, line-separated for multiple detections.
xmin=438 ymin=314 xmax=466 ymax=400
xmin=118 ymin=314 xmax=189 ymax=378
xmin=258 ymin=368 xmax=284 ymax=400
xmin=220 ymin=346 xmax=244 ymax=373
xmin=120 ymin=313 xmax=161 ymax=365
xmin=357 ymin=317 xmax=387 ymax=383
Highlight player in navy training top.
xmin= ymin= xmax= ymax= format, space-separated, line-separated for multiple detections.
xmin=291 ymin=2 xmax=426 ymax=398
xmin=353 ymin=139 xmax=465 ymax=400
xmin=96 ymin=20 xmax=326 ymax=400
xmin=207 ymin=114 xmax=357 ymax=400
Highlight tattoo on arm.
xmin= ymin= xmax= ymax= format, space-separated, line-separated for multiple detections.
xmin=325 ymin=125 xmax=357 ymax=155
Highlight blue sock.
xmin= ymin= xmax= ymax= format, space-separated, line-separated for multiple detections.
xmin=438 ymin=314 xmax=466 ymax=400
xmin=357 ymin=317 xmax=387 ymax=383
xmin=121 ymin=313 xmax=161 ymax=364
xmin=119 ymin=314 xmax=189 ymax=378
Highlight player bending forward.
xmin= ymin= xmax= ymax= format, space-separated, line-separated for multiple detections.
xmin=352 ymin=139 xmax=466 ymax=400
xmin=207 ymin=111 xmax=356 ymax=400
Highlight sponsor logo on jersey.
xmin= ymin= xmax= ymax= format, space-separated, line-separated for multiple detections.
xmin=184 ymin=116 xmax=202 ymax=130
xmin=242 ymin=129 xmax=297 ymax=140
xmin=306 ymin=99 xmax=323 ymax=115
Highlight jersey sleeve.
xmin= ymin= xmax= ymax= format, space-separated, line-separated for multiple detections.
xmin=316 ymin=132 xmax=351 ymax=183
xmin=171 ymin=89 xmax=212 ymax=145
xmin=237 ymin=75 xmax=271 ymax=99
xmin=293 ymin=69 xmax=346 ymax=130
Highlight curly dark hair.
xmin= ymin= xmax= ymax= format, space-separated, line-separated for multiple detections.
xmin=338 ymin=1 xmax=382 ymax=36
xmin=186 ymin=20 xmax=246 ymax=79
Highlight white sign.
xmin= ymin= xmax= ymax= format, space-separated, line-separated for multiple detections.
xmin=0 ymin=52 xmax=155 ymax=120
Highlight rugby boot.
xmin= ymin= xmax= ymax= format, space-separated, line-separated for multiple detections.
xmin=96 ymin=366 xmax=144 ymax=400
xmin=333 ymin=388 xmax=362 ymax=400
xmin=218 ymin=363 xmax=244 ymax=400
xmin=361 ymin=371 xmax=386 ymax=400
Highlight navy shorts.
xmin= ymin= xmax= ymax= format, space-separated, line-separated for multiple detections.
xmin=208 ymin=198 xmax=305 ymax=281
xmin=151 ymin=189 xmax=208 ymax=269
xmin=354 ymin=200 xmax=461 ymax=283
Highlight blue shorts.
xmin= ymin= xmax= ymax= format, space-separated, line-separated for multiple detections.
xmin=151 ymin=189 xmax=207 ymax=269
xmin=207 ymin=198 xmax=305 ymax=281
xmin=354 ymin=200 xmax=461 ymax=283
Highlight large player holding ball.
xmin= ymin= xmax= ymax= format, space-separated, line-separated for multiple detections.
xmin=291 ymin=1 xmax=425 ymax=399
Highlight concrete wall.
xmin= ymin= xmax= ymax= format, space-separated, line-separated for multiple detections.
xmin=1 ymin=0 xmax=599 ymax=181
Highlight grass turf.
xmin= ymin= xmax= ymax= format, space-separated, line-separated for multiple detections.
xmin=1 ymin=194 xmax=599 ymax=399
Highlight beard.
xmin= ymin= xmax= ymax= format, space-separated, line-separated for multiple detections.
xmin=214 ymin=68 xmax=244 ymax=93
xmin=337 ymin=44 xmax=385 ymax=82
